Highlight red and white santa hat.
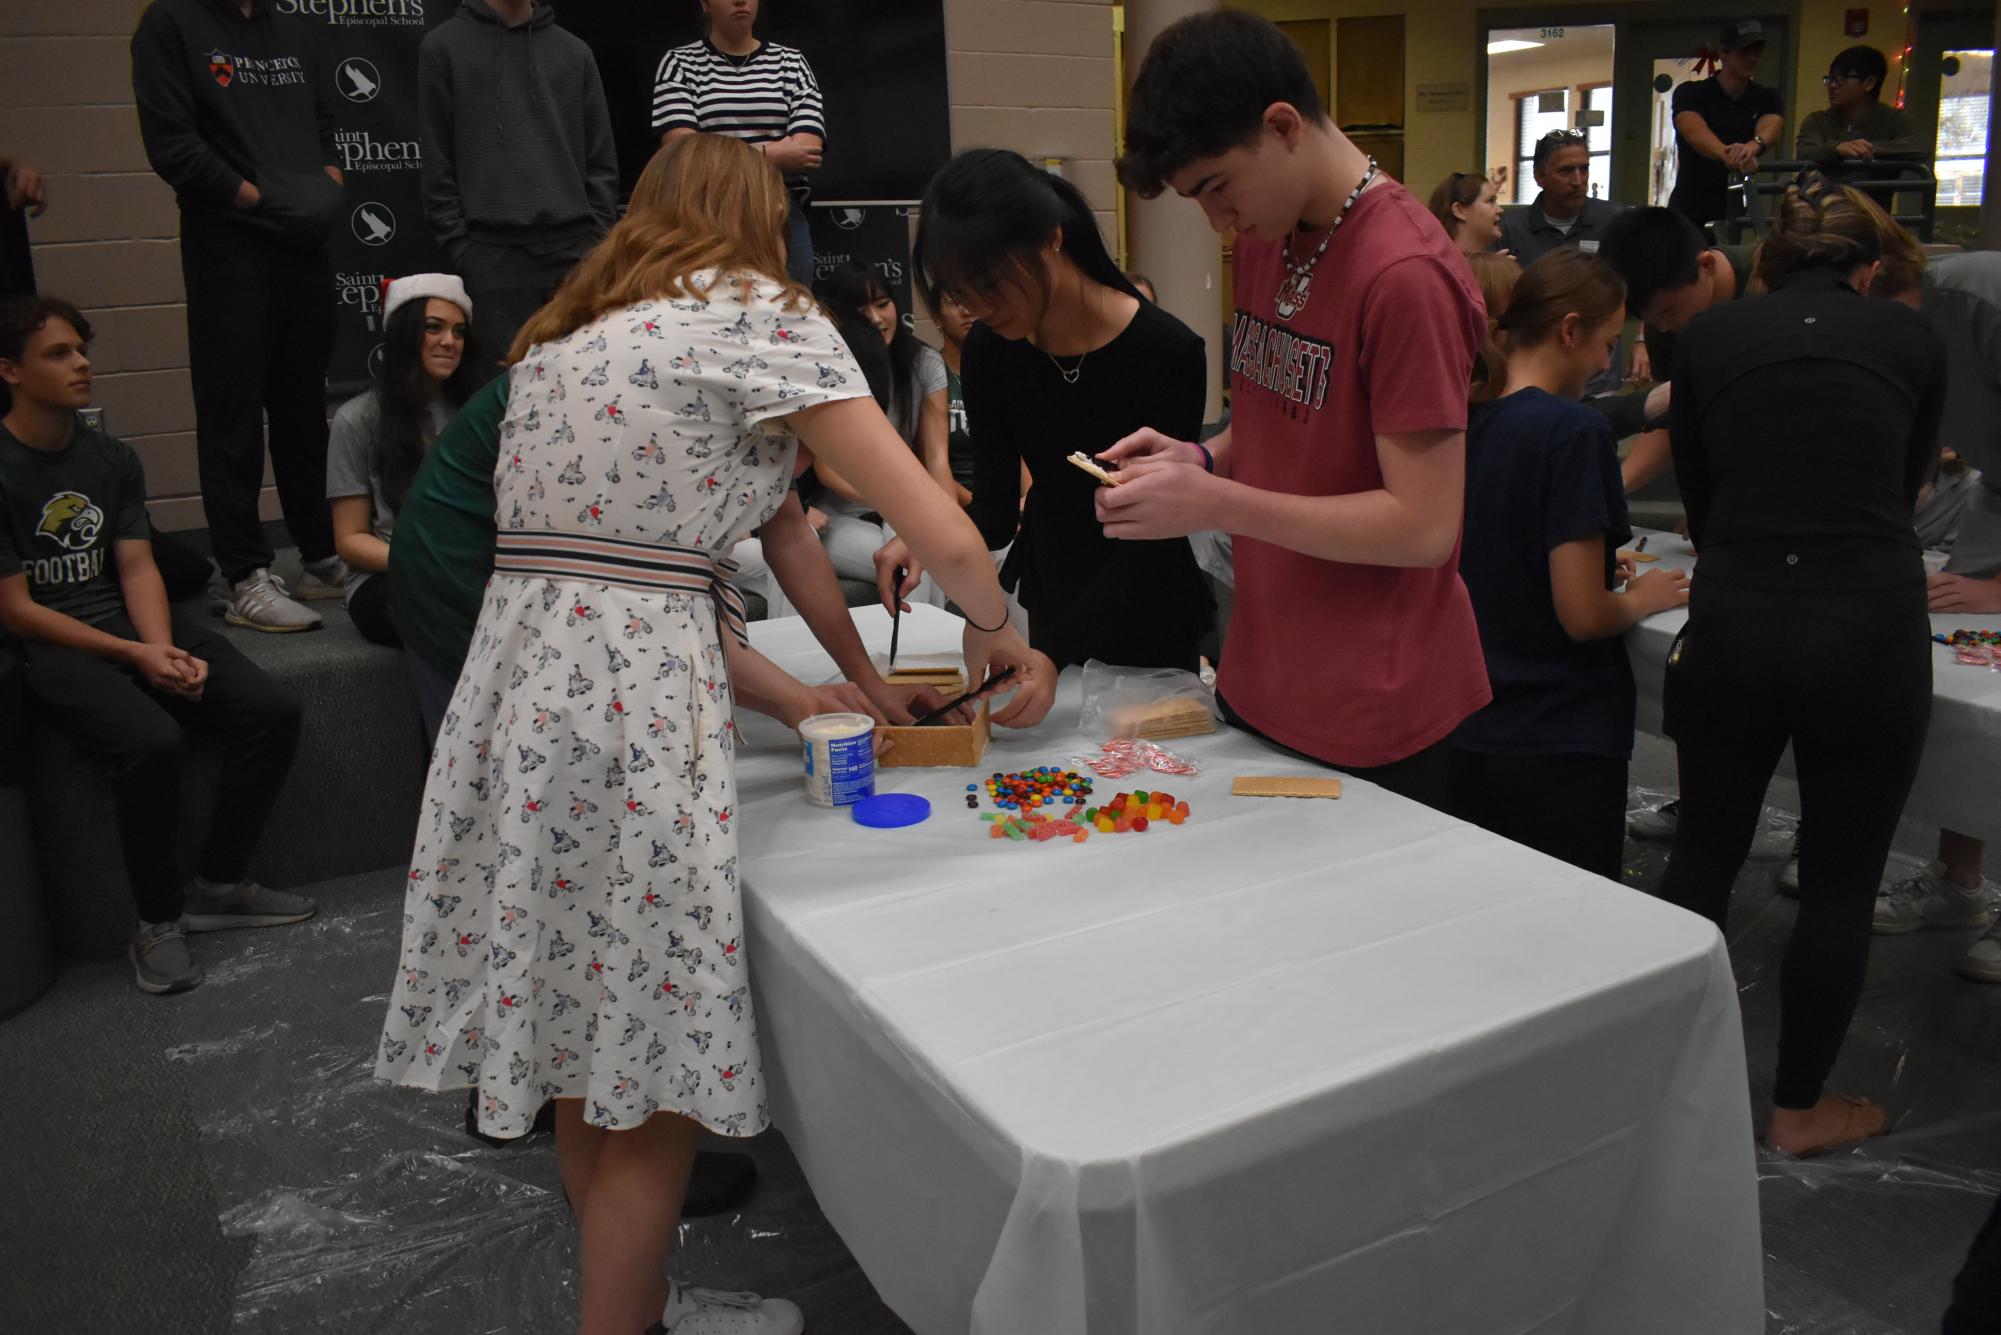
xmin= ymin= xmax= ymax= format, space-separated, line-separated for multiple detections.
xmin=381 ymin=272 xmax=473 ymax=326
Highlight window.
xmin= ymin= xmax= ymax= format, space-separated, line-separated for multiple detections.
xmin=1582 ymin=83 xmax=1614 ymax=200
xmin=1936 ymin=50 xmax=1992 ymax=207
xmin=1515 ymin=89 xmax=1569 ymax=200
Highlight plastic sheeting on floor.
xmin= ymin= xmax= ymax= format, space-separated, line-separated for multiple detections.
xmin=162 ymin=900 xmax=582 ymax=1333
xmin=1624 ymin=790 xmax=2001 ymax=1334
xmin=159 ymin=885 xmax=860 ymax=1334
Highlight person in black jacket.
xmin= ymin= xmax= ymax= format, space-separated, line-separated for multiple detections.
xmin=132 ymin=0 xmax=347 ymax=633
xmin=874 ymin=149 xmax=1213 ymax=672
xmin=418 ymin=0 xmax=619 ymax=386
xmin=1655 ymin=180 xmax=1945 ymax=1157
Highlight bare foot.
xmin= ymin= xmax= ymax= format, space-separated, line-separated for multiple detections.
xmin=1767 ymin=1093 xmax=1888 ymax=1156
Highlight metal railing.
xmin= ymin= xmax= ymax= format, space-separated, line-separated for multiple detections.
xmin=1717 ymin=159 xmax=1939 ymax=244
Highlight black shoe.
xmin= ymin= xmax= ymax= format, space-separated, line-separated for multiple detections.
xmin=465 ymin=1093 xmax=557 ymax=1147
xmin=682 ymin=1150 xmax=758 ymax=1217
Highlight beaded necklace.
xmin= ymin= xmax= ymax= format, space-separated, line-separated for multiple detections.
xmin=1275 ymin=159 xmax=1378 ymax=322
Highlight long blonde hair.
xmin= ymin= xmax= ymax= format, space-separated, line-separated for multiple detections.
xmin=507 ymin=134 xmax=811 ymax=364
xmin=1466 ymin=251 xmax=1520 ymax=403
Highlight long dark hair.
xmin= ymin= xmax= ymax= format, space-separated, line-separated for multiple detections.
xmin=374 ymin=298 xmax=473 ymax=513
xmin=814 ymin=262 xmax=920 ymax=430
xmin=915 ymin=149 xmax=1141 ymax=327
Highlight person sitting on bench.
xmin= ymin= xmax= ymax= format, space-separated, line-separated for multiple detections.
xmin=0 ymin=295 xmax=314 ymax=995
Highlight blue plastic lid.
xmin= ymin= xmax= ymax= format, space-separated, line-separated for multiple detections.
xmin=852 ymin=793 xmax=932 ymax=829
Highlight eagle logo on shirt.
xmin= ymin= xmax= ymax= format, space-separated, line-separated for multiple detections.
xmin=209 ymin=51 xmax=235 ymax=88
xmin=36 ymin=491 xmax=104 ymax=551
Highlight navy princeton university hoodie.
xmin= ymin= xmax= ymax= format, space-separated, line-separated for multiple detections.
xmin=416 ymin=0 xmax=619 ymax=258
xmin=131 ymin=0 xmax=344 ymax=250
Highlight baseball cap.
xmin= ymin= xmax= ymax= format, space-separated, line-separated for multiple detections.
xmin=1717 ymin=19 xmax=1767 ymax=53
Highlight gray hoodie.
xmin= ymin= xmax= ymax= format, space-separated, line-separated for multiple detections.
xmin=417 ymin=0 xmax=618 ymax=256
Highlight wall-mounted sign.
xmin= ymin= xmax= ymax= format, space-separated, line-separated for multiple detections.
xmin=1417 ymin=82 xmax=1471 ymax=113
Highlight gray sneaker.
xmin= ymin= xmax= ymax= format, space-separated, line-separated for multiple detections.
xmin=226 ymin=568 xmax=322 ymax=632
xmin=206 ymin=568 xmax=234 ymax=617
xmin=293 ymin=555 xmax=349 ymax=601
xmin=131 ymin=920 xmax=203 ymax=994
xmin=182 ymin=879 xmax=318 ymax=932
xmin=1776 ymin=826 xmax=1804 ymax=899
xmin=1958 ymin=918 xmax=2001 ymax=983
xmin=1627 ymin=798 xmax=1680 ymax=841
xmin=1872 ymin=862 xmax=1994 ymax=935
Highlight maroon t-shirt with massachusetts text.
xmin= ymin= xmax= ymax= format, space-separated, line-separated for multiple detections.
xmin=1220 ymin=180 xmax=1491 ymax=768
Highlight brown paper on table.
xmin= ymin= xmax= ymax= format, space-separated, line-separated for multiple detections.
xmin=1231 ymin=775 xmax=1343 ymax=799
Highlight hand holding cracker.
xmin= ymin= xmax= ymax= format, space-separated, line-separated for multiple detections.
xmin=1067 ymin=452 xmax=1121 ymax=487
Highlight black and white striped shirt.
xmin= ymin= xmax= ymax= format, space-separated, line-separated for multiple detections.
xmin=651 ymin=39 xmax=826 ymax=155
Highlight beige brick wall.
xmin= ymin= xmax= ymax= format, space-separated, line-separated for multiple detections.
xmin=1 ymin=1 xmax=280 ymax=532
xmin=946 ymin=0 xmax=1119 ymax=245
xmin=2 ymin=0 xmax=1121 ymax=528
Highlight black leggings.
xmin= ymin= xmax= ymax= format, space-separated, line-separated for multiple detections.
xmin=1448 ymin=751 xmax=1628 ymax=882
xmin=1945 ymin=1193 xmax=2001 ymax=1334
xmin=346 ymin=574 xmax=401 ymax=648
xmin=1655 ymin=579 xmax=1931 ymax=1110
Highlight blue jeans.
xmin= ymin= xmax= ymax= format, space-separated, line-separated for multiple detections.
xmin=786 ymin=200 xmax=815 ymax=286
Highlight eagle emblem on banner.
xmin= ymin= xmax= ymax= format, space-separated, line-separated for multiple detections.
xmin=210 ymin=50 xmax=235 ymax=87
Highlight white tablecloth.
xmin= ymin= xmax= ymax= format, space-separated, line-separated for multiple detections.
xmin=1624 ymin=531 xmax=2001 ymax=844
xmin=737 ymin=605 xmax=1762 ymax=1334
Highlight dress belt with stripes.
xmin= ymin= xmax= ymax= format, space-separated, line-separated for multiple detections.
xmin=493 ymin=530 xmax=750 ymax=647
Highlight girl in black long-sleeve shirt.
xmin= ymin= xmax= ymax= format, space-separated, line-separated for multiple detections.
xmin=885 ymin=149 xmax=1213 ymax=671
xmin=1658 ymin=181 xmax=1946 ymax=1157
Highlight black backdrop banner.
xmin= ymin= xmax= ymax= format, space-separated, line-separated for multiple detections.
xmin=559 ymin=0 xmax=949 ymax=204
xmin=288 ymin=0 xmax=947 ymax=389
xmin=279 ymin=0 xmax=455 ymax=392
xmin=808 ymin=205 xmax=915 ymax=324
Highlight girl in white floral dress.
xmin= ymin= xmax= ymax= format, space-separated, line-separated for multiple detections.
xmin=374 ymin=134 xmax=1054 ymax=1335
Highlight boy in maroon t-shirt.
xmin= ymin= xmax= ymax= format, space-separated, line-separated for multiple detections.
xmin=1100 ymin=10 xmax=1489 ymax=809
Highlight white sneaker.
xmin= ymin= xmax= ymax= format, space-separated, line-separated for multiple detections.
xmin=1627 ymin=797 xmax=1680 ymax=841
xmin=655 ymin=1282 xmax=804 ymax=1335
xmin=1872 ymin=861 xmax=1995 ymax=935
xmin=226 ymin=568 xmax=323 ymax=633
xmin=293 ymin=555 xmax=349 ymax=601
xmin=1958 ymin=918 xmax=2001 ymax=983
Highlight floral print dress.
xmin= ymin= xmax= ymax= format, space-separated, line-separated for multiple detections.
xmin=376 ymin=275 xmax=866 ymax=1136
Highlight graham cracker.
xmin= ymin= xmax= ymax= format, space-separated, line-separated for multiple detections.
xmin=1109 ymin=696 xmax=1216 ymax=740
xmin=1066 ymin=452 xmax=1121 ymax=487
xmin=1619 ymin=550 xmax=1661 ymax=564
xmin=1231 ymin=775 xmax=1343 ymax=799
xmin=879 ymin=699 xmax=991 ymax=768
xmin=886 ymin=665 xmax=967 ymax=692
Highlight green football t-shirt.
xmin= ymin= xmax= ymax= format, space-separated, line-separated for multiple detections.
xmin=0 ymin=418 xmax=149 ymax=625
